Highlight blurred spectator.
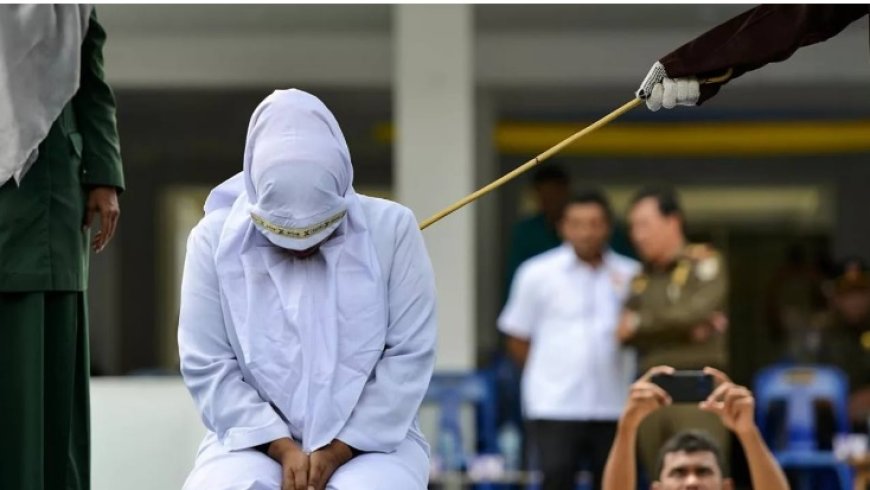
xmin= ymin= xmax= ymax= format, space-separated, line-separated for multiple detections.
xmin=503 ymin=165 xmax=570 ymax=302
xmin=499 ymin=189 xmax=640 ymax=489
xmin=819 ymin=258 xmax=870 ymax=431
xmin=497 ymin=165 xmax=570 ymax=454
xmin=616 ymin=185 xmax=730 ymax=477
xmin=765 ymin=244 xmax=828 ymax=362
xmin=602 ymin=366 xmax=790 ymax=490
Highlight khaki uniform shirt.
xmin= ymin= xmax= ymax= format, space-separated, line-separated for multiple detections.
xmin=624 ymin=244 xmax=728 ymax=372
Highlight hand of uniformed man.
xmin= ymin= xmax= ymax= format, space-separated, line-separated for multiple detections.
xmin=620 ymin=366 xmax=674 ymax=430
xmin=267 ymin=437 xmax=310 ymax=490
xmin=690 ymin=312 xmax=728 ymax=343
xmin=709 ymin=311 xmax=728 ymax=333
xmin=690 ymin=323 xmax=713 ymax=343
xmin=616 ymin=310 xmax=640 ymax=343
xmin=699 ymin=367 xmax=756 ymax=436
xmin=307 ymin=439 xmax=354 ymax=490
xmin=83 ymin=186 xmax=120 ymax=253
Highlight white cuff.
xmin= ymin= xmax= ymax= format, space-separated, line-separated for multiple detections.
xmin=336 ymin=424 xmax=399 ymax=454
xmin=221 ymin=419 xmax=293 ymax=451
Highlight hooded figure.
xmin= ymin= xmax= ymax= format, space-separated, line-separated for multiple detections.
xmin=179 ymin=89 xmax=436 ymax=490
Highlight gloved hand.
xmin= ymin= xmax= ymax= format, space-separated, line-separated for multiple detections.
xmin=636 ymin=62 xmax=700 ymax=111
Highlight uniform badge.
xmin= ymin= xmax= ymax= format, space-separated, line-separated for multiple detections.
xmin=696 ymin=256 xmax=720 ymax=282
xmin=672 ymin=261 xmax=690 ymax=286
xmin=667 ymin=283 xmax=681 ymax=302
xmin=666 ymin=260 xmax=691 ymax=301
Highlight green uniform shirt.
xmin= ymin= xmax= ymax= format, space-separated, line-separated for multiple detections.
xmin=0 ymin=11 xmax=124 ymax=292
xmin=624 ymin=244 xmax=729 ymax=372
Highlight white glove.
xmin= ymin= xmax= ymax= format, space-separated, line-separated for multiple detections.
xmin=636 ymin=62 xmax=700 ymax=112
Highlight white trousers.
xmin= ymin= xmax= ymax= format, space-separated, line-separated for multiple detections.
xmin=183 ymin=432 xmax=429 ymax=490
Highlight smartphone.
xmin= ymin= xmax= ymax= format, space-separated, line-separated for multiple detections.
xmin=650 ymin=371 xmax=714 ymax=403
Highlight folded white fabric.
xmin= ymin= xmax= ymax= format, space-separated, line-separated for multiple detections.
xmin=0 ymin=5 xmax=91 ymax=186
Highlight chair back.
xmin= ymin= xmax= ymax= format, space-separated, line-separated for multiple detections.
xmin=754 ymin=364 xmax=849 ymax=451
xmin=423 ymin=371 xmax=499 ymax=470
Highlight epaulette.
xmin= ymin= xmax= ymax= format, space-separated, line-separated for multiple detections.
xmin=684 ymin=243 xmax=718 ymax=261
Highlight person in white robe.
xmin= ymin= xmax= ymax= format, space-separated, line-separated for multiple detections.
xmin=178 ymin=88 xmax=437 ymax=490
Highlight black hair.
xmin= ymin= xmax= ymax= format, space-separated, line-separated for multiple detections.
xmin=630 ymin=184 xmax=683 ymax=218
xmin=532 ymin=165 xmax=569 ymax=186
xmin=560 ymin=188 xmax=613 ymax=224
xmin=630 ymin=185 xmax=686 ymax=233
xmin=655 ymin=430 xmax=724 ymax=479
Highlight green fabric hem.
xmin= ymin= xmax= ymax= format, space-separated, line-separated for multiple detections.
xmin=0 ymin=271 xmax=86 ymax=292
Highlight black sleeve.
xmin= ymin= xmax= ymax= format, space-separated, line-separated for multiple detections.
xmin=659 ymin=5 xmax=869 ymax=104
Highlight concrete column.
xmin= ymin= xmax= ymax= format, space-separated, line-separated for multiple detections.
xmin=473 ymin=91 xmax=501 ymax=362
xmin=394 ymin=4 xmax=475 ymax=370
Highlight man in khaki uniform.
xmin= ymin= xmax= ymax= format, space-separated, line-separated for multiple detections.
xmin=616 ymin=185 xmax=729 ymax=478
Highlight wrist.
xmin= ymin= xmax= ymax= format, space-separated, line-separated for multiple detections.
xmin=625 ymin=312 xmax=643 ymax=338
xmin=330 ymin=439 xmax=355 ymax=462
xmin=734 ymin=425 xmax=761 ymax=441
xmin=617 ymin=414 xmax=643 ymax=434
xmin=266 ymin=437 xmax=298 ymax=461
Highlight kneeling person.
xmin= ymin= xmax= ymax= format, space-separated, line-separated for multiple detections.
xmin=178 ymin=89 xmax=437 ymax=490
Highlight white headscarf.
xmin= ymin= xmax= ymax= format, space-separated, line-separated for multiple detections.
xmin=204 ymin=89 xmax=388 ymax=452
xmin=0 ymin=5 xmax=92 ymax=186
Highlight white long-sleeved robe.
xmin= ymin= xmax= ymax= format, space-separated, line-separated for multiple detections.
xmin=178 ymin=195 xmax=436 ymax=489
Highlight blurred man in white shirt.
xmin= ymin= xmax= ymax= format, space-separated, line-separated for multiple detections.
xmin=499 ymin=189 xmax=640 ymax=490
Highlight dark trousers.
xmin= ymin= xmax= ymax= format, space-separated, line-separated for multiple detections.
xmin=0 ymin=292 xmax=90 ymax=490
xmin=527 ymin=419 xmax=617 ymax=490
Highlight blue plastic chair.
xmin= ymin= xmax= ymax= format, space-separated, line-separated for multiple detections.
xmin=754 ymin=364 xmax=853 ymax=490
xmin=424 ymin=371 xmax=500 ymax=489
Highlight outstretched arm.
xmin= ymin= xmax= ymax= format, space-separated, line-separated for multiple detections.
xmin=662 ymin=5 xmax=869 ymax=104
xmin=700 ymin=367 xmax=790 ymax=490
xmin=638 ymin=5 xmax=869 ymax=110
xmin=603 ymin=366 xmax=674 ymax=490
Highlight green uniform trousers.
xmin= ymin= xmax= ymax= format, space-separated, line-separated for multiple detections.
xmin=0 ymin=292 xmax=89 ymax=490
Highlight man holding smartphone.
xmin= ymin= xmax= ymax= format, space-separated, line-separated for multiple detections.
xmin=602 ymin=366 xmax=790 ymax=490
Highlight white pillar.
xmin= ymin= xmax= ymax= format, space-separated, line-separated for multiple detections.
xmin=473 ymin=91 xmax=500 ymax=360
xmin=394 ymin=5 xmax=475 ymax=370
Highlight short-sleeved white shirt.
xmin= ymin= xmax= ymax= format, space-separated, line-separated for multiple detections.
xmin=498 ymin=244 xmax=640 ymax=421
